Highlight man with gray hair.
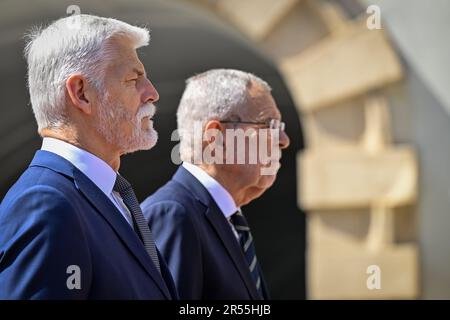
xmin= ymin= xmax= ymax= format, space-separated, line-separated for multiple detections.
xmin=142 ymin=69 xmax=290 ymax=299
xmin=0 ymin=14 xmax=177 ymax=299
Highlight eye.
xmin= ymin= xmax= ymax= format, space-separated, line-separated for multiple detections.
xmin=125 ymin=78 xmax=138 ymax=86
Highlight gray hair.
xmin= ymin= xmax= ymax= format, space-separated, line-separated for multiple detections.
xmin=177 ymin=69 xmax=271 ymax=162
xmin=24 ymin=14 xmax=150 ymax=133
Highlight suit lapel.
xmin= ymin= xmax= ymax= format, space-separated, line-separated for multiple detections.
xmin=258 ymin=264 xmax=271 ymax=299
xmin=173 ymin=166 xmax=261 ymax=299
xmin=31 ymin=150 xmax=172 ymax=299
xmin=73 ymin=169 xmax=172 ymax=299
xmin=204 ymin=206 xmax=261 ymax=299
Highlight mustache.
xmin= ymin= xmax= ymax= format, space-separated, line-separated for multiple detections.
xmin=137 ymin=103 xmax=156 ymax=120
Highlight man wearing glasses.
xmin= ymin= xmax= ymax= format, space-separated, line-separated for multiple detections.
xmin=141 ymin=69 xmax=290 ymax=299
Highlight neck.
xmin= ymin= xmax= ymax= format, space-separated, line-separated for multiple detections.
xmin=42 ymin=127 xmax=121 ymax=171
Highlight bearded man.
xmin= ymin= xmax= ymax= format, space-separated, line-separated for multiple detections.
xmin=0 ymin=14 xmax=177 ymax=300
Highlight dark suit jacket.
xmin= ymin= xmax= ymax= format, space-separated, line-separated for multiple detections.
xmin=0 ymin=150 xmax=177 ymax=299
xmin=141 ymin=166 xmax=270 ymax=300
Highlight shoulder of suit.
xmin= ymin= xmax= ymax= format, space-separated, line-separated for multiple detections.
xmin=143 ymin=178 xmax=198 ymax=206
xmin=142 ymin=180 xmax=208 ymax=217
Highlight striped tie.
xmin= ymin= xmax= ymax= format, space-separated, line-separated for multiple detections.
xmin=230 ymin=209 xmax=264 ymax=298
xmin=114 ymin=174 xmax=161 ymax=274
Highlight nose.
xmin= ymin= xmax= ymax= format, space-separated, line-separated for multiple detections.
xmin=279 ymin=129 xmax=290 ymax=149
xmin=142 ymin=77 xmax=160 ymax=104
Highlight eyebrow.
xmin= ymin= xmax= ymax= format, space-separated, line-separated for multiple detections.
xmin=256 ymin=113 xmax=281 ymax=122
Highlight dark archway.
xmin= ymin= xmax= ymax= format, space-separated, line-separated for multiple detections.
xmin=0 ymin=0 xmax=305 ymax=299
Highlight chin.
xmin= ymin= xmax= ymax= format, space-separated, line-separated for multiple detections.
xmin=259 ymin=175 xmax=276 ymax=189
xmin=139 ymin=129 xmax=158 ymax=150
xmin=122 ymin=129 xmax=158 ymax=154
xmin=243 ymin=186 xmax=270 ymax=206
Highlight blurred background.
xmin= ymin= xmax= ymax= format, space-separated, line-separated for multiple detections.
xmin=0 ymin=0 xmax=449 ymax=299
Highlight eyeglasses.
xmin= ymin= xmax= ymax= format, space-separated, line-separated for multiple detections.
xmin=220 ymin=118 xmax=285 ymax=131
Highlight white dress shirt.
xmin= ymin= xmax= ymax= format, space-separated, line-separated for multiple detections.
xmin=182 ymin=161 xmax=240 ymax=239
xmin=41 ymin=137 xmax=134 ymax=227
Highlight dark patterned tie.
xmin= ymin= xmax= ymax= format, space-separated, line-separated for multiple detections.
xmin=230 ymin=209 xmax=264 ymax=298
xmin=113 ymin=174 xmax=161 ymax=274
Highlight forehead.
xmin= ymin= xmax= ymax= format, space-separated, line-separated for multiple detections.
xmin=243 ymin=83 xmax=281 ymax=120
xmin=105 ymin=37 xmax=145 ymax=76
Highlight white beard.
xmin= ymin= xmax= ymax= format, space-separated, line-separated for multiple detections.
xmin=96 ymin=97 xmax=158 ymax=154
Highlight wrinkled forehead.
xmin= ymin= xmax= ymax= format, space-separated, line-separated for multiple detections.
xmin=240 ymin=82 xmax=281 ymax=121
xmin=104 ymin=36 xmax=145 ymax=77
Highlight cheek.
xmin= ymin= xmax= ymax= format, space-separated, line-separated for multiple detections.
xmin=244 ymin=164 xmax=274 ymax=187
xmin=114 ymin=108 xmax=135 ymax=134
xmin=119 ymin=88 xmax=141 ymax=111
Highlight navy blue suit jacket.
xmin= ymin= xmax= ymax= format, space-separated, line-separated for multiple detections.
xmin=0 ymin=150 xmax=177 ymax=299
xmin=141 ymin=166 xmax=270 ymax=300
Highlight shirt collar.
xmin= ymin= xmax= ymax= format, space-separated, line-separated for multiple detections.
xmin=41 ymin=137 xmax=117 ymax=197
xmin=182 ymin=162 xmax=238 ymax=219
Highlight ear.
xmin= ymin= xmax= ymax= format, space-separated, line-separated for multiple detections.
xmin=203 ymin=120 xmax=225 ymax=144
xmin=66 ymin=74 xmax=93 ymax=115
